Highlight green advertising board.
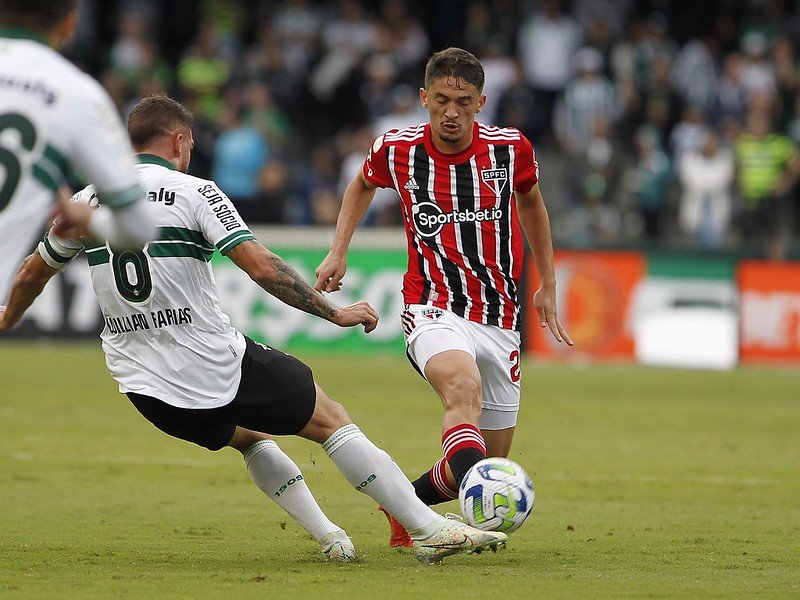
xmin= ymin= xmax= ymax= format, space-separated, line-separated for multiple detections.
xmin=211 ymin=247 xmax=408 ymax=353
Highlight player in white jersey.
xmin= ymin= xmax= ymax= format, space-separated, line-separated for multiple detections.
xmin=0 ymin=95 xmax=507 ymax=564
xmin=0 ymin=1 xmax=155 ymax=304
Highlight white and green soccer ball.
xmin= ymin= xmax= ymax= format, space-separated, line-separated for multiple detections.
xmin=458 ymin=458 xmax=535 ymax=533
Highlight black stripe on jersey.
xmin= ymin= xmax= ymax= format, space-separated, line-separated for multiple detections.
xmin=494 ymin=144 xmax=517 ymax=306
xmin=412 ymin=144 xmax=468 ymax=313
xmin=454 ymin=159 xmax=503 ymax=326
xmin=406 ymin=144 xmax=431 ymax=304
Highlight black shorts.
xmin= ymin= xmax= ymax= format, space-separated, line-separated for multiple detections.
xmin=127 ymin=336 xmax=317 ymax=451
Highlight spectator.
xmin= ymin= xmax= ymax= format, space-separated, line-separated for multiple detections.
xmin=669 ymin=105 xmax=708 ymax=164
xmin=376 ymin=0 xmax=429 ymax=72
xmin=712 ymin=53 xmax=748 ymax=135
xmin=627 ymin=125 xmax=671 ymax=240
xmin=518 ymin=0 xmax=581 ymax=142
xmin=733 ymin=110 xmax=800 ymax=256
xmin=739 ymin=31 xmax=777 ymax=106
xmin=309 ymin=0 xmax=377 ymax=102
xmin=212 ymin=106 xmax=270 ymax=221
xmin=177 ymin=19 xmax=233 ymax=121
xmin=495 ymin=62 xmax=541 ymax=140
xmin=371 ymin=84 xmax=427 ymax=136
xmin=557 ymin=47 xmax=617 ymax=155
xmin=477 ymin=37 xmax=517 ymax=126
xmin=670 ymin=37 xmax=718 ymax=112
xmin=678 ymin=131 xmax=735 ymax=248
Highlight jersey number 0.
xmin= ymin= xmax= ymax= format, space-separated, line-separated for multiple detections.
xmin=111 ymin=249 xmax=153 ymax=303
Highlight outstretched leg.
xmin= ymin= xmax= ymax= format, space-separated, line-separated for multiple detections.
xmin=228 ymin=428 xmax=353 ymax=561
xmin=297 ymin=384 xmax=508 ymax=564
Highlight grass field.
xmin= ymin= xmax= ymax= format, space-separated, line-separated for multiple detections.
xmin=1 ymin=342 xmax=798 ymax=599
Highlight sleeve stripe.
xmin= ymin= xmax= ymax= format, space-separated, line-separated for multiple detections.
xmin=32 ymin=163 xmax=58 ymax=191
xmin=31 ymin=144 xmax=70 ymax=193
xmin=86 ymin=248 xmax=110 ymax=266
xmin=158 ymin=226 xmax=214 ymax=250
xmin=38 ymin=239 xmax=77 ymax=270
xmin=98 ymin=184 xmax=144 ymax=209
xmin=43 ymin=144 xmax=69 ymax=175
xmin=42 ymin=236 xmax=72 ymax=263
xmin=216 ymin=230 xmax=255 ymax=255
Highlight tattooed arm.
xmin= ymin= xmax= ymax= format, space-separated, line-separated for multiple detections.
xmin=226 ymin=240 xmax=378 ymax=332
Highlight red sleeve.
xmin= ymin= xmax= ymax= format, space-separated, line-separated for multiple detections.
xmin=362 ymin=133 xmax=395 ymax=189
xmin=513 ymin=134 xmax=540 ymax=194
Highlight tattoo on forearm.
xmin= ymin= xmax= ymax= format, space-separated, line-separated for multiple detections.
xmin=262 ymin=255 xmax=337 ymax=321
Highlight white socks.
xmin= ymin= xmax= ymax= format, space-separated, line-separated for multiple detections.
xmin=244 ymin=439 xmax=341 ymax=542
xmin=323 ymin=424 xmax=441 ymax=538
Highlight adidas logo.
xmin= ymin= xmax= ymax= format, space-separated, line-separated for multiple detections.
xmin=404 ymin=178 xmax=420 ymax=191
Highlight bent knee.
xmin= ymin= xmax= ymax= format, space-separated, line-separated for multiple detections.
xmin=440 ymin=375 xmax=482 ymax=406
xmin=325 ymin=398 xmax=351 ymax=428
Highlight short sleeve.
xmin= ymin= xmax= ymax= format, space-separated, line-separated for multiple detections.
xmin=194 ymin=181 xmax=255 ymax=255
xmin=513 ymin=134 xmax=540 ymax=194
xmin=37 ymin=188 xmax=92 ymax=269
xmin=362 ymin=133 xmax=394 ymax=189
xmin=64 ymin=78 xmax=144 ymax=209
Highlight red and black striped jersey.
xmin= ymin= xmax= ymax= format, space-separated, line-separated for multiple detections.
xmin=363 ymin=121 xmax=539 ymax=331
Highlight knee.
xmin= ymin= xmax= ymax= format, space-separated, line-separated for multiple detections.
xmin=298 ymin=389 xmax=354 ymax=444
xmin=442 ymin=374 xmax=481 ymax=406
xmin=325 ymin=399 xmax=351 ymax=429
xmin=229 ymin=428 xmax=270 ymax=453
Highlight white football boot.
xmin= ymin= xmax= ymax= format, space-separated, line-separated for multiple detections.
xmin=413 ymin=514 xmax=507 ymax=565
xmin=319 ymin=529 xmax=356 ymax=562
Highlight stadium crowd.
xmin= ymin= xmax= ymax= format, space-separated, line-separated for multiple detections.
xmin=64 ymin=0 xmax=800 ymax=258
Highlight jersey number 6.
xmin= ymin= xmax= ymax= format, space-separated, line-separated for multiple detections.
xmin=0 ymin=113 xmax=37 ymax=211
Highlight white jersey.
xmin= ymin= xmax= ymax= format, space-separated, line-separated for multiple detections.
xmin=0 ymin=29 xmax=143 ymax=303
xmin=39 ymin=154 xmax=256 ymax=408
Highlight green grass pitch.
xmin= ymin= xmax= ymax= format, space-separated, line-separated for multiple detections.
xmin=0 ymin=342 xmax=798 ymax=599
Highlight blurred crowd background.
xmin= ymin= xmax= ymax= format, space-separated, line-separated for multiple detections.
xmin=62 ymin=0 xmax=800 ymax=258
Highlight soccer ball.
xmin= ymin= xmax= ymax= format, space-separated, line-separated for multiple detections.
xmin=458 ymin=458 xmax=535 ymax=533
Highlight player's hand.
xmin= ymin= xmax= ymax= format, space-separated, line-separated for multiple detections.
xmin=0 ymin=306 xmax=9 ymax=332
xmin=51 ymin=188 xmax=91 ymax=239
xmin=315 ymin=251 xmax=347 ymax=293
xmin=533 ymin=283 xmax=573 ymax=346
xmin=332 ymin=301 xmax=379 ymax=333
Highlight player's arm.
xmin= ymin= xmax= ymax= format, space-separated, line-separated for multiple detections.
xmin=227 ymin=240 xmax=378 ymax=333
xmin=0 ymin=253 xmax=60 ymax=331
xmin=314 ymin=170 xmax=378 ymax=292
xmin=515 ymin=183 xmax=573 ymax=345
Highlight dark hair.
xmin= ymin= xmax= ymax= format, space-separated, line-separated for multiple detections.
xmin=127 ymin=95 xmax=194 ymax=149
xmin=0 ymin=0 xmax=77 ymax=30
xmin=424 ymin=47 xmax=485 ymax=92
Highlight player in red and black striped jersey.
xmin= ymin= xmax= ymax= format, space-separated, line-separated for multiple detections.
xmin=316 ymin=48 xmax=572 ymax=545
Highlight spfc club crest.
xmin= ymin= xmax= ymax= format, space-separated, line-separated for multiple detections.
xmin=480 ymin=167 xmax=508 ymax=195
xmin=421 ymin=308 xmax=443 ymax=321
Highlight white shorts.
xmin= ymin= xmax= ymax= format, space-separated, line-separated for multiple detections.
xmin=402 ymin=304 xmax=522 ymax=430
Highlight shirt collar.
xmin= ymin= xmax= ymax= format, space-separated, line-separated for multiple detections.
xmin=137 ymin=153 xmax=177 ymax=171
xmin=0 ymin=27 xmax=48 ymax=45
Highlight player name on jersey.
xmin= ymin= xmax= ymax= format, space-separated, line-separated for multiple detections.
xmin=105 ymin=307 xmax=193 ymax=334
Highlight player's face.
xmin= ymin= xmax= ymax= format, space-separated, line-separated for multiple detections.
xmin=421 ymin=76 xmax=486 ymax=152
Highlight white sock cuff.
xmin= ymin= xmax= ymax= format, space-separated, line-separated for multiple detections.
xmin=243 ymin=439 xmax=279 ymax=468
xmin=322 ymin=424 xmax=363 ymax=457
